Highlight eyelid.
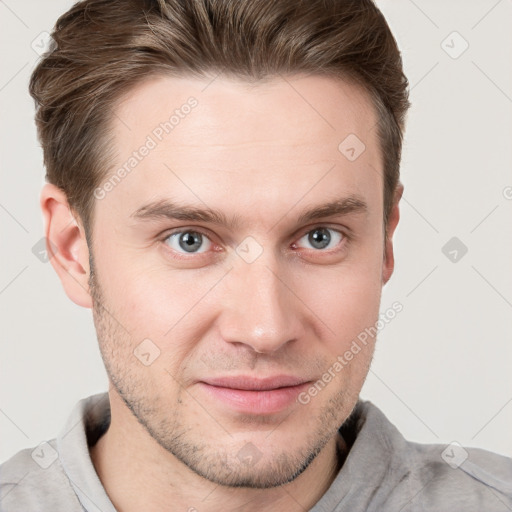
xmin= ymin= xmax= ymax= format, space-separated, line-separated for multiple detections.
xmin=294 ymin=222 xmax=350 ymax=241
xmin=163 ymin=226 xmax=211 ymax=238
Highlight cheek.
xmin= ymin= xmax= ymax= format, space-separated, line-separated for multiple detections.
xmin=295 ymin=245 xmax=383 ymax=352
xmin=96 ymin=248 xmax=228 ymax=357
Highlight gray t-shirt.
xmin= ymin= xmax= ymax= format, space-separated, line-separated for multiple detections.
xmin=1 ymin=392 xmax=511 ymax=511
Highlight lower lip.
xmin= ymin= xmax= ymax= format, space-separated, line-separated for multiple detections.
xmin=197 ymin=382 xmax=310 ymax=415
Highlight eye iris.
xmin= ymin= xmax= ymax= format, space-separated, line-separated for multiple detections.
xmin=309 ymin=228 xmax=331 ymax=249
xmin=179 ymin=232 xmax=202 ymax=252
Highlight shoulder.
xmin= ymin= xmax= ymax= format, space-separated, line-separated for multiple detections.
xmin=351 ymin=401 xmax=512 ymax=510
xmin=0 ymin=439 xmax=82 ymax=511
xmin=404 ymin=440 xmax=512 ymax=507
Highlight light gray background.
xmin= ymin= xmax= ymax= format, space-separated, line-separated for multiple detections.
xmin=1 ymin=0 xmax=511 ymax=464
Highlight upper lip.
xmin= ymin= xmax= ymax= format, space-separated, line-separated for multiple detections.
xmin=200 ymin=375 xmax=310 ymax=391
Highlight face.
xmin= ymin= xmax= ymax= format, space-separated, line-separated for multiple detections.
xmin=87 ymin=73 xmax=391 ymax=488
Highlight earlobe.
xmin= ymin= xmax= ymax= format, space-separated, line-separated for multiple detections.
xmin=40 ymin=183 xmax=93 ymax=309
xmin=382 ymin=183 xmax=403 ymax=285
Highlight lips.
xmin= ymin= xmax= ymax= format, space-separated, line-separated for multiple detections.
xmin=201 ymin=375 xmax=309 ymax=391
xmin=197 ymin=375 xmax=311 ymax=414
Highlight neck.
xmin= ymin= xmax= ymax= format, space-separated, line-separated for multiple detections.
xmin=90 ymin=393 xmax=346 ymax=512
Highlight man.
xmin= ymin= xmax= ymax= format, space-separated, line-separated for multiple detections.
xmin=1 ymin=0 xmax=511 ymax=510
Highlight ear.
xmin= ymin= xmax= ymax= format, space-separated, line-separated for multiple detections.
xmin=40 ymin=183 xmax=93 ymax=308
xmin=382 ymin=182 xmax=403 ymax=285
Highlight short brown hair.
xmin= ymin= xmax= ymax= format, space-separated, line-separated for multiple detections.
xmin=30 ymin=0 xmax=409 ymax=240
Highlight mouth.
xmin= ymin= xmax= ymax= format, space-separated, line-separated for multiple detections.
xmin=197 ymin=375 xmax=311 ymax=415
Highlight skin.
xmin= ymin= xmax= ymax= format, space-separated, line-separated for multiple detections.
xmin=40 ymin=73 xmax=402 ymax=512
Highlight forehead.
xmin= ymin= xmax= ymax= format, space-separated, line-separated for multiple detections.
xmin=113 ymin=73 xmax=378 ymax=148
xmin=100 ymin=73 xmax=383 ymax=226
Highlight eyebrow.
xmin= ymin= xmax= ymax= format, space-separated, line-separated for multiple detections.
xmin=130 ymin=195 xmax=368 ymax=229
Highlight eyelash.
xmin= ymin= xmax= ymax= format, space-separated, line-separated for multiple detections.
xmin=159 ymin=226 xmax=349 ymax=260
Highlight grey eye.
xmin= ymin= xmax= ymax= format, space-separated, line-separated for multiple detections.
xmin=165 ymin=231 xmax=211 ymax=254
xmin=299 ymin=228 xmax=343 ymax=250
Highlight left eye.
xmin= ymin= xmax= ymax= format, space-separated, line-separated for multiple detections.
xmin=296 ymin=227 xmax=344 ymax=251
xmin=164 ymin=230 xmax=212 ymax=254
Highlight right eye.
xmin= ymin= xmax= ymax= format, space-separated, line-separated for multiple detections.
xmin=163 ymin=230 xmax=213 ymax=254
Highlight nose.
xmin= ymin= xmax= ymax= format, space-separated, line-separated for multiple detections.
xmin=217 ymin=255 xmax=305 ymax=354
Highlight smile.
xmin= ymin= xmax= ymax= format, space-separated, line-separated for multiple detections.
xmin=197 ymin=375 xmax=312 ymax=415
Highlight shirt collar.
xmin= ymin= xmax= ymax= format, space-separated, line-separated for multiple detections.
xmin=56 ymin=392 xmax=400 ymax=512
